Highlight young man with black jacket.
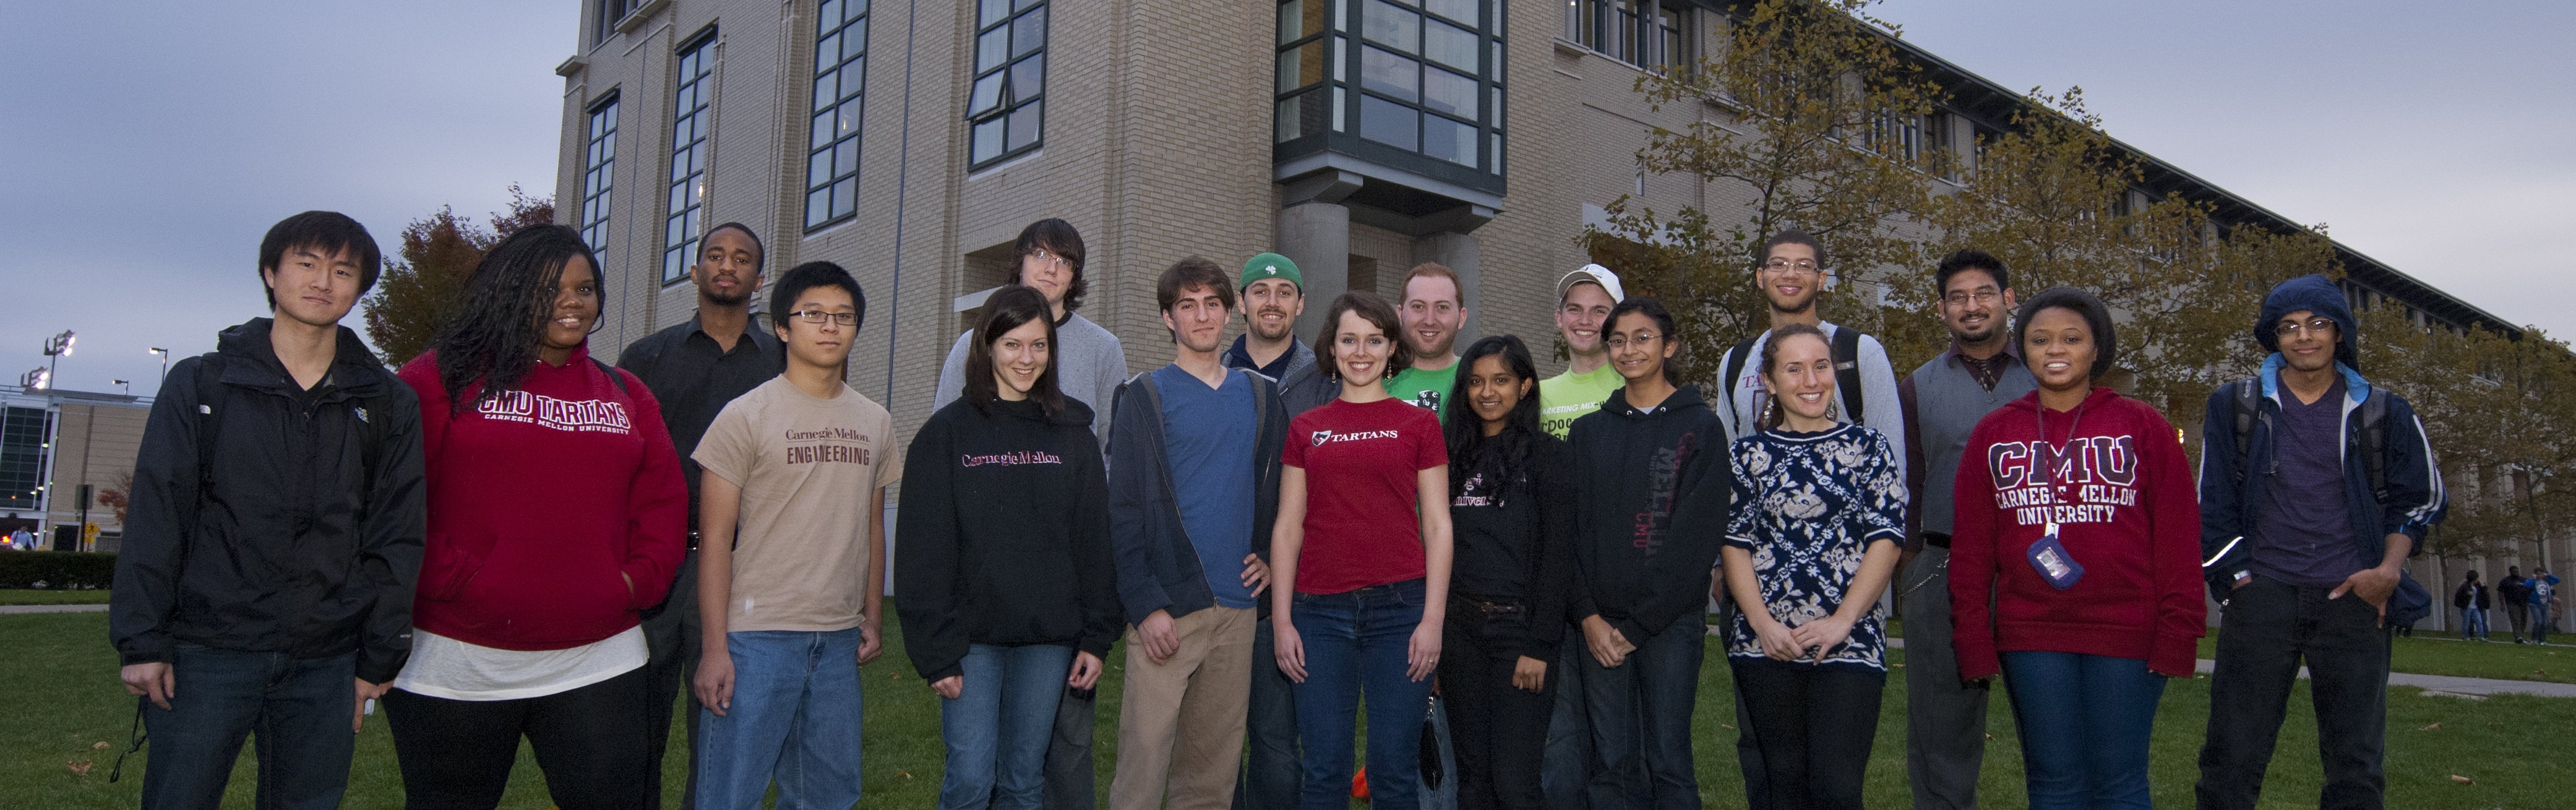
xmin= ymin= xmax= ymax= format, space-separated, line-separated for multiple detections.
xmin=110 ymin=211 xmax=427 ymax=809
xmin=2195 ymin=274 xmax=2447 ymax=810
xmin=1109 ymin=257 xmax=1288 ymax=809
xmin=616 ymin=222 xmax=783 ymax=810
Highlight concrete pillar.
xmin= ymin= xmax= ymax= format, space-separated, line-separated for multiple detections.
xmin=1278 ymin=200 xmax=1352 ymax=342
xmin=1414 ymin=231 xmax=1482 ymax=345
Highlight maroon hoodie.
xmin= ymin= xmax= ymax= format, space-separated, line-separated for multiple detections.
xmin=1948 ymin=386 xmax=2204 ymax=680
xmin=398 ymin=345 xmax=688 ymax=651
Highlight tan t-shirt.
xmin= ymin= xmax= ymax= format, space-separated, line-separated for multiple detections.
xmin=692 ymin=376 xmax=903 ymax=632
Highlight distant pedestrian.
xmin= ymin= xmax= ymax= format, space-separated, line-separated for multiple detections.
xmin=2453 ymin=571 xmax=2489 ymax=641
xmin=2500 ymin=567 xmax=2531 ymax=643
xmin=2529 ymin=569 xmax=2559 ymax=644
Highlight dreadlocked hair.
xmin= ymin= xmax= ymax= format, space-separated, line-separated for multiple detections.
xmin=431 ymin=225 xmax=604 ymax=410
xmin=1444 ymin=335 xmax=1542 ymax=499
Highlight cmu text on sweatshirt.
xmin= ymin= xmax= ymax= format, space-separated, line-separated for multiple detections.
xmin=1986 ymin=434 xmax=2142 ymax=527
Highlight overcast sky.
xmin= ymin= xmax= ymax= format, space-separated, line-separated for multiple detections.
xmin=3 ymin=1 xmax=2567 ymax=398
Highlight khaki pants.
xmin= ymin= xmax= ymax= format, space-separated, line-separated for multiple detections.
xmin=1110 ymin=605 xmax=1256 ymax=809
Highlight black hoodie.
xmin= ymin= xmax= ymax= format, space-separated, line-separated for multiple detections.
xmin=1565 ymin=384 xmax=1730 ymax=643
xmin=109 ymin=319 xmax=426 ymax=682
xmin=896 ymin=395 xmax=1121 ymax=682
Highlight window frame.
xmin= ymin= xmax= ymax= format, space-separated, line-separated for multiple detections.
xmin=1274 ymin=0 xmax=1506 ymax=188
xmin=662 ymin=28 xmax=718 ymax=286
xmin=579 ymin=92 xmax=619 ymax=253
xmin=967 ymin=0 xmax=1049 ymax=170
xmin=805 ymin=0 xmax=872 ymax=231
xmin=1564 ymin=0 xmax=1683 ymax=74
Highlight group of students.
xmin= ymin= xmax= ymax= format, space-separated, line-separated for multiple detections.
xmin=106 ymin=210 xmax=2447 ymax=810
xmin=2453 ymin=565 xmax=2561 ymax=643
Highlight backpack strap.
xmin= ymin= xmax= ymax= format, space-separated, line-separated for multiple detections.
xmin=1720 ymin=335 xmax=1759 ymax=432
xmin=591 ymin=356 xmax=631 ymax=395
xmin=1831 ymin=325 xmax=1865 ymax=426
xmin=2230 ymin=376 xmax=2263 ymax=485
xmin=2356 ymin=388 xmax=2391 ymax=497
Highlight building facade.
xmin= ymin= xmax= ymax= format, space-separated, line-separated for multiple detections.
xmin=1 ymin=386 xmax=148 ymax=551
xmin=551 ymin=0 xmax=2553 ymax=619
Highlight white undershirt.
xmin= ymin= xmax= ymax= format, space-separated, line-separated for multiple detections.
xmin=392 ymin=626 xmax=647 ymax=701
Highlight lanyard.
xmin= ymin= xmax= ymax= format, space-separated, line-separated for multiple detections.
xmin=2033 ymin=397 xmax=2087 ymax=538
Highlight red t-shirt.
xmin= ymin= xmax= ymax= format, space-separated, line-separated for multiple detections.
xmin=1283 ymin=397 xmax=1447 ymax=594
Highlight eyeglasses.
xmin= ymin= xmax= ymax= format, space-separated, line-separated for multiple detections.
xmin=1761 ymin=259 xmax=1819 ymax=275
xmin=1025 ymin=249 xmax=1071 ymax=269
xmin=1604 ymin=332 xmax=1662 ymax=350
xmin=1943 ymin=289 xmax=2000 ymax=307
xmin=785 ymin=310 xmax=859 ymax=325
xmin=2273 ymin=317 xmax=2336 ymax=337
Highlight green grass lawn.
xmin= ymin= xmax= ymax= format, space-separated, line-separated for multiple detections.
xmin=2189 ymin=629 xmax=2576 ymax=685
xmin=9 ymin=609 xmax=2570 ymax=809
xmin=0 ymin=589 xmax=114 ymax=606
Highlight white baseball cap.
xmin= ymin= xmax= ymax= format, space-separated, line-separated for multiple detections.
xmin=1556 ymin=264 xmax=1626 ymax=304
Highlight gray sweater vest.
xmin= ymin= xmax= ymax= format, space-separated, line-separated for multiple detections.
xmin=1911 ymin=350 xmax=2039 ymax=536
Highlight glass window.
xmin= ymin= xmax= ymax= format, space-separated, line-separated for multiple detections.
xmin=807 ymin=0 xmax=870 ymax=230
xmin=580 ymin=94 xmax=617 ymax=252
xmin=0 ymin=407 xmax=49 ymax=511
xmin=595 ymin=0 xmax=643 ymax=45
xmin=664 ymin=31 xmax=717 ymax=283
xmin=1566 ymin=1 xmax=1683 ymax=74
xmin=969 ymin=0 xmax=1046 ymax=168
xmin=1285 ymin=0 xmax=1501 ymax=176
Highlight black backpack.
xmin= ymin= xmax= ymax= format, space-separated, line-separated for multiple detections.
xmin=1722 ymin=325 xmax=1866 ymax=430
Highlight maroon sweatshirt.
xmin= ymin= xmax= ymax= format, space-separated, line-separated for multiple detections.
xmin=398 ymin=345 xmax=688 ymax=651
xmin=1948 ymin=386 xmax=2204 ymax=680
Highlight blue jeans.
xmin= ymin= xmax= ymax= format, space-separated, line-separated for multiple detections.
xmin=696 ymin=627 xmax=865 ymax=810
xmin=2460 ymin=607 xmax=2489 ymax=640
xmin=940 ymin=643 xmax=1074 ymax=810
xmin=1581 ymin=613 xmax=1704 ymax=810
xmin=138 ymin=646 xmax=356 ymax=810
xmin=2533 ymin=601 xmax=2554 ymax=644
xmin=1289 ymin=579 xmax=1434 ymax=810
xmin=2000 ymin=652 xmax=2165 ymax=810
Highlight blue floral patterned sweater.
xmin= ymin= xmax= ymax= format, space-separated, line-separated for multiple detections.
xmin=1724 ymin=424 xmax=1907 ymax=670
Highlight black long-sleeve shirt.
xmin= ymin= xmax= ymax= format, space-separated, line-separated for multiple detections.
xmin=1565 ymin=384 xmax=1730 ymax=644
xmin=1449 ymin=435 xmax=1579 ymax=661
xmin=895 ymin=396 xmax=1121 ymax=683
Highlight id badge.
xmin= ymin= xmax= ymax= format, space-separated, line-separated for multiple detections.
xmin=2027 ymin=522 xmax=2084 ymax=590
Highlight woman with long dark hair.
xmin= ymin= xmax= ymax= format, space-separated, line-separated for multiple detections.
xmin=1436 ymin=335 xmax=1574 ymax=810
xmin=1269 ymin=290 xmax=1453 ymax=810
xmin=897 ymin=285 xmax=1120 ymax=810
xmin=1718 ymin=322 xmax=1905 ymax=810
xmin=388 ymin=224 xmax=688 ymax=809
xmin=1949 ymin=287 xmax=2202 ymax=810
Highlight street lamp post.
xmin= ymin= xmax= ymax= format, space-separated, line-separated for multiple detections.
xmin=113 ymin=379 xmax=130 ymax=396
xmin=148 ymin=347 xmax=170 ymax=382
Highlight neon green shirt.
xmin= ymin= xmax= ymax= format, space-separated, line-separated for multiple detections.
xmin=1385 ymin=361 xmax=1459 ymax=424
xmin=1539 ymin=362 xmax=1624 ymax=438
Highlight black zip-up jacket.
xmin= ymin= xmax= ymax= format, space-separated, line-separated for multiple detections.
xmin=896 ymin=395 xmax=1122 ymax=683
xmin=1449 ymin=435 xmax=1579 ymax=661
xmin=1107 ymin=367 xmax=1287 ymax=626
xmin=1565 ymin=384 xmax=1729 ymax=644
xmin=109 ymin=319 xmax=427 ymax=683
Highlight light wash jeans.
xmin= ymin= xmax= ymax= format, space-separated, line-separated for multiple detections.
xmin=939 ymin=643 xmax=1075 ymax=810
xmin=695 ymin=627 xmax=865 ymax=810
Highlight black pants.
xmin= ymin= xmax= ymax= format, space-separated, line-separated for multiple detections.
xmin=2196 ymin=577 xmax=2391 ymax=810
xmin=384 ymin=666 xmax=652 ymax=810
xmin=639 ymin=549 xmax=702 ymax=810
xmin=1438 ymin=608 xmax=1554 ymax=810
xmin=1728 ymin=658 xmax=1884 ymax=810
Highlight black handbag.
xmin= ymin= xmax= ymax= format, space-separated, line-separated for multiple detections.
xmin=1418 ymin=695 xmax=1445 ymax=790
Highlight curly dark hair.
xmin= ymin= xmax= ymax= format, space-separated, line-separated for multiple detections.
xmin=430 ymin=225 xmax=602 ymax=410
xmin=1445 ymin=335 xmax=1542 ymax=499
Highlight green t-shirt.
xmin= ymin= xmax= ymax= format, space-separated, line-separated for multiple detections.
xmin=1385 ymin=361 xmax=1460 ymax=424
xmin=1539 ymin=362 xmax=1625 ymax=438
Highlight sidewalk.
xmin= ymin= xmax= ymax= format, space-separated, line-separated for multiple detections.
xmin=0 ymin=603 xmax=108 ymax=614
xmin=1868 ymin=633 xmax=2576 ymax=699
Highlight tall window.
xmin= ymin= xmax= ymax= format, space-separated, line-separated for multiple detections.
xmin=1565 ymin=0 xmax=1681 ymax=73
xmin=1281 ymin=0 xmax=1505 ymax=177
xmin=664 ymin=30 xmax=716 ymax=284
xmin=0 ymin=407 xmax=49 ymax=511
xmin=969 ymin=0 xmax=1047 ymax=168
xmin=596 ymin=0 xmax=644 ymax=45
xmin=580 ymin=95 xmax=618 ymax=251
xmin=807 ymin=0 xmax=870 ymax=230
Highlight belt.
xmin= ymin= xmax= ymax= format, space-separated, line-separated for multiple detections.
xmin=1922 ymin=532 xmax=1951 ymax=549
xmin=1456 ymin=595 xmax=1526 ymax=615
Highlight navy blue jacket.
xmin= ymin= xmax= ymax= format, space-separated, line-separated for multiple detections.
xmin=2197 ymin=357 xmax=2446 ymax=595
xmin=1106 ymin=367 xmax=1288 ymax=626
